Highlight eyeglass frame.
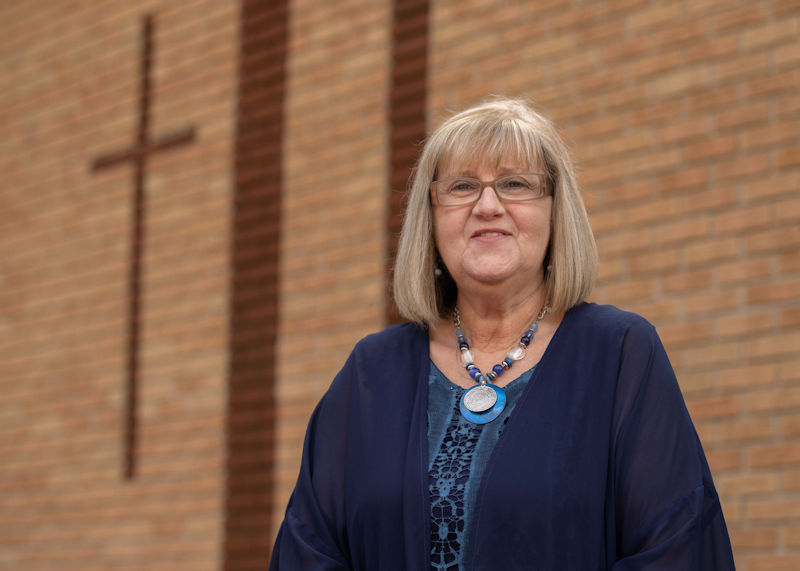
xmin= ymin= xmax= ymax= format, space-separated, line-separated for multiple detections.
xmin=430 ymin=172 xmax=552 ymax=206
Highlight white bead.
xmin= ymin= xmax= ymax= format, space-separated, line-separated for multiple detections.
xmin=508 ymin=345 xmax=526 ymax=361
xmin=460 ymin=349 xmax=474 ymax=365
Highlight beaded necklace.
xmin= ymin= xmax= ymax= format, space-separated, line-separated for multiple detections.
xmin=454 ymin=304 xmax=549 ymax=424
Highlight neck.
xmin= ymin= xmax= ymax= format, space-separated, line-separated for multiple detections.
xmin=455 ymin=280 xmax=548 ymax=353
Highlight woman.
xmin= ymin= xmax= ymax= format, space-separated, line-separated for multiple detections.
xmin=270 ymin=97 xmax=735 ymax=569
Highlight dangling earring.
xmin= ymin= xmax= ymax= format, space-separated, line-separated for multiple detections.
xmin=434 ymin=262 xmax=443 ymax=278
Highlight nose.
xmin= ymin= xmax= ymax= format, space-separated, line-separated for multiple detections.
xmin=472 ymin=184 xmax=505 ymax=216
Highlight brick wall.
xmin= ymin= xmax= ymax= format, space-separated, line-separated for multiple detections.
xmin=427 ymin=1 xmax=800 ymax=568
xmin=0 ymin=1 xmax=238 ymax=568
xmin=1 ymin=0 xmax=798 ymax=569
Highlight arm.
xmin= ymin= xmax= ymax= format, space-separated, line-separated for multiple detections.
xmin=610 ymin=320 xmax=735 ymax=570
xmin=270 ymin=361 xmax=354 ymax=570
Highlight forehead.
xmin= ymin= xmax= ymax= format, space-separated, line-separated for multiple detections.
xmin=435 ymin=126 xmax=545 ymax=177
xmin=438 ymin=150 xmax=542 ymax=177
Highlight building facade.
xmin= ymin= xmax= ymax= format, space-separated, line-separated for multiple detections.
xmin=1 ymin=0 xmax=799 ymax=568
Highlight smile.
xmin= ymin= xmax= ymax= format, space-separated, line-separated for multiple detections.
xmin=471 ymin=229 xmax=510 ymax=239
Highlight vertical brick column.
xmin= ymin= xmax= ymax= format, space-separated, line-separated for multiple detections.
xmin=225 ymin=0 xmax=287 ymax=567
xmin=386 ymin=0 xmax=430 ymax=323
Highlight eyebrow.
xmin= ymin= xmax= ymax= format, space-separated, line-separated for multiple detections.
xmin=446 ymin=166 xmax=526 ymax=178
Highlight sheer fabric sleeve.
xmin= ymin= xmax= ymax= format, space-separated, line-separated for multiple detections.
xmin=611 ymin=319 xmax=735 ymax=570
xmin=269 ymin=358 xmax=353 ymax=570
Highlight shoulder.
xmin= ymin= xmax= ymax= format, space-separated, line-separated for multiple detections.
xmin=565 ymin=302 xmax=658 ymax=346
xmin=351 ymin=321 xmax=428 ymax=361
xmin=327 ymin=321 xmax=428 ymax=394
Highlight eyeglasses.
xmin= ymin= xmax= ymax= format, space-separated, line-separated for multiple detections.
xmin=431 ymin=173 xmax=550 ymax=206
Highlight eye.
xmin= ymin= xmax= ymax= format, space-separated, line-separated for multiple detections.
xmin=498 ymin=175 xmax=536 ymax=192
xmin=446 ymin=179 xmax=480 ymax=194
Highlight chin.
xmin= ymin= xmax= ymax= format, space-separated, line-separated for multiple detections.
xmin=461 ymin=264 xmax=519 ymax=285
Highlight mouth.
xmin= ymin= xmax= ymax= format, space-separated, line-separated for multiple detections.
xmin=471 ymin=229 xmax=509 ymax=238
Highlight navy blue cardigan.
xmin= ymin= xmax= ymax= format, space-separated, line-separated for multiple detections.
xmin=270 ymin=303 xmax=735 ymax=570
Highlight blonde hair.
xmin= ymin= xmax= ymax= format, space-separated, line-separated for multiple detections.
xmin=392 ymin=97 xmax=597 ymax=326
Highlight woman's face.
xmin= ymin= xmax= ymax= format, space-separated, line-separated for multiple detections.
xmin=433 ymin=159 xmax=552 ymax=293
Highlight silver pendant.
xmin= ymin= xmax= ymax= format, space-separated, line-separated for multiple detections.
xmin=460 ymin=384 xmax=507 ymax=424
xmin=462 ymin=384 xmax=497 ymax=412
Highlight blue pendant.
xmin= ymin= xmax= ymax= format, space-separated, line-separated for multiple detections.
xmin=460 ymin=384 xmax=507 ymax=424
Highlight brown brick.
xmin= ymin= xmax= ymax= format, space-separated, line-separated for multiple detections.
xmin=625 ymin=299 xmax=680 ymax=321
xmin=747 ymin=330 xmax=800 ymax=359
xmin=786 ymin=526 xmax=800 ymax=547
xmin=776 ymin=41 xmax=800 ymax=68
xmin=718 ymin=418 xmax=775 ymax=443
xmin=749 ymin=498 xmax=800 ymax=520
xmin=715 ymin=206 xmax=770 ymax=235
xmin=742 ymin=18 xmax=800 ymax=51
xmin=655 ymin=216 xmax=711 ymax=246
xmin=706 ymin=448 xmax=742 ymax=473
xmin=653 ymin=166 xmax=716 ymax=194
xmin=717 ymin=259 xmax=773 ymax=285
xmin=685 ymin=291 xmax=741 ymax=316
xmin=604 ymin=277 xmax=656 ymax=303
xmin=782 ymin=417 xmax=800 ymax=438
xmin=627 ymin=3 xmax=680 ymax=31
xmin=746 ymin=226 xmax=800 ymax=254
xmin=686 ymin=394 xmax=741 ymax=419
xmin=780 ymin=252 xmax=800 ymax=273
xmin=748 ymin=443 xmax=800 ymax=468
xmin=716 ymin=363 xmax=775 ymax=389
xmin=659 ymin=320 xmax=713 ymax=347
xmin=656 ymin=120 xmax=710 ymax=144
xmin=744 ymin=121 xmax=800 ymax=151
xmin=597 ymin=257 xmax=626 ymax=281
xmin=716 ymin=101 xmax=770 ymax=131
xmin=730 ymin=526 xmax=777 ymax=550
xmin=629 ymin=248 xmax=679 ymax=275
xmin=746 ymin=554 xmax=800 ymax=571
xmin=652 ymin=65 xmax=713 ymax=99
xmin=742 ymin=172 xmax=798 ymax=202
xmin=747 ymin=279 xmax=800 ymax=304
xmin=777 ymin=90 xmax=800 ymax=118
xmin=662 ymin=269 xmax=713 ymax=293
xmin=777 ymin=145 xmax=800 ymax=168
xmin=775 ymin=197 xmax=800 ymax=223
xmin=589 ymin=209 xmax=624 ymax=234
xmin=596 ymin=227 xmax=652 ymax=256
xmin=685 ymin=85 xmax=738 ymax=113
xmin=628 ymin=195 xmax=679 ymax=225
xmin=685 ymin=236 xmax=740 ymax=267
xmin=777 ymin=358 xmax=800 ymax=383
xmin=678 ymin=371 xmax=716 ymax=394
xmin=718 ymin=472 xmax=777 ymax=496
xmin=749 ymin=387 xmax=800 ymax=414
xmin=710 ymin=4 xmax=768 ymax=33
xmin=716 ymin=152 xmax=770 ymax=182
xmin=746 ymin=69 xmax=800 ymax=99
xmin=629 ymin=50 xmax=684 ymax=80
xmin=784 ymin=469 xmax=800 ymax=491
xmin=773 ymin=0 xmax=800 ymax=16
xmin=781 ymin=306 xmax=800 ymax=328
xmin=716 ymin=52 xmax=770 ymax=85
xmin=716 ymin=310 xmax=775 ymax=337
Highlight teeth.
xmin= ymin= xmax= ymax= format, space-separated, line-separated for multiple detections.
xmin=478 ymin=232 xmax=503 ymax=237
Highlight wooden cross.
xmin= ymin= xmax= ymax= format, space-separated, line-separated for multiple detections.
xmin=91 ymin=13 xmax=195 ymax=479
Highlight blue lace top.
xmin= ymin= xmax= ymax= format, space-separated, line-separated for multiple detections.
xmin=427 ymin=362 xmax=535 ymax=570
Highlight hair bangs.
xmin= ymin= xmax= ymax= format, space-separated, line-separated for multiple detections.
xmin=436 ymin=116 xmax=547 ymax=177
